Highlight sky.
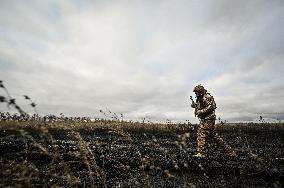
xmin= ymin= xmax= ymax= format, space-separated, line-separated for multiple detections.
xmin=0 ymin=0 xmax=284 ymax=123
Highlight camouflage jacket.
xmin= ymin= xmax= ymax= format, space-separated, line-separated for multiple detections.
xmin=191 ymin=93 xmax=217 ymax=120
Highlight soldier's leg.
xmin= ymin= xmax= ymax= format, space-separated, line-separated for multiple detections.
xmin=196 ymin=120 xmax=209 ymax=157
xmin=210 ymin=125 xmax=236 ymax=156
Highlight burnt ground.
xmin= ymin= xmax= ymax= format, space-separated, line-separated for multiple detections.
xmin=0 ymin=121 xmax=283 ymax=187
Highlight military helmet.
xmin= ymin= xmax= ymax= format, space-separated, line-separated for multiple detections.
xmin=193 ymin=84 xmax=207 ymax=94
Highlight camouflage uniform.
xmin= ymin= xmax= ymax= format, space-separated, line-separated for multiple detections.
xmin=191 ymin=85 xmax=236 ymax=157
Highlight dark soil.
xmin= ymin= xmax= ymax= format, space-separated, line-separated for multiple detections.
xmin=0 ymin=122 xmax=283 ymax=187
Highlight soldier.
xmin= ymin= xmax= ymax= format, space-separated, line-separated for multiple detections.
xmin=190 ymin=84 xmax=236 ymax=158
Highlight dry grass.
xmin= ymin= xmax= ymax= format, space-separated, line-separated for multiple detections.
xmin=1 ymin=119 xmax=283 ymax=187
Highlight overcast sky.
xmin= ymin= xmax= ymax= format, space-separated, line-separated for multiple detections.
xmin=1 ymin=0 xmax=284 ymax=123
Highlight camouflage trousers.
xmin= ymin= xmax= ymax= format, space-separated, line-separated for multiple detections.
xmin=197 ymin=118 xmax=235 ymax=156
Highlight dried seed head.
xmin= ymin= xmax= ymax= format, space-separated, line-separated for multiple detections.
xmin=0 ymin=96 xmax=6 ymax=102
xmin=8 ymin=99 xmax=16 ymax=105
xmin=23 ymin=95 xmax=31 ymax=100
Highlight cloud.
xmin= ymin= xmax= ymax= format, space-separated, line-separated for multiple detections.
xmin=1 ymin=0 xmax=284 ymax=123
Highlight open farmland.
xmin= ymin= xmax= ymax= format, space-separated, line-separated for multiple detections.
xmin=0 ymin=120 xmax=283 ymax=187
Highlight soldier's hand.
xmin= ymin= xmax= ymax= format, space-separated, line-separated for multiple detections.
xmin=195 ymin=110 xmax=203 ymax=116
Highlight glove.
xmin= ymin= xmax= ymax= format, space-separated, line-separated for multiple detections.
xmin=195 ymin=110 xmax=203 ymax=116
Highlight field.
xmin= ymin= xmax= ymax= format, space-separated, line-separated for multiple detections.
xmin=0 ymin=120 xmax=284 ymax=188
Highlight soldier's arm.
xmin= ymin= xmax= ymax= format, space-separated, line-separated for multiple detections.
xmin=199 ymin=95 xmax=216 ymax=114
